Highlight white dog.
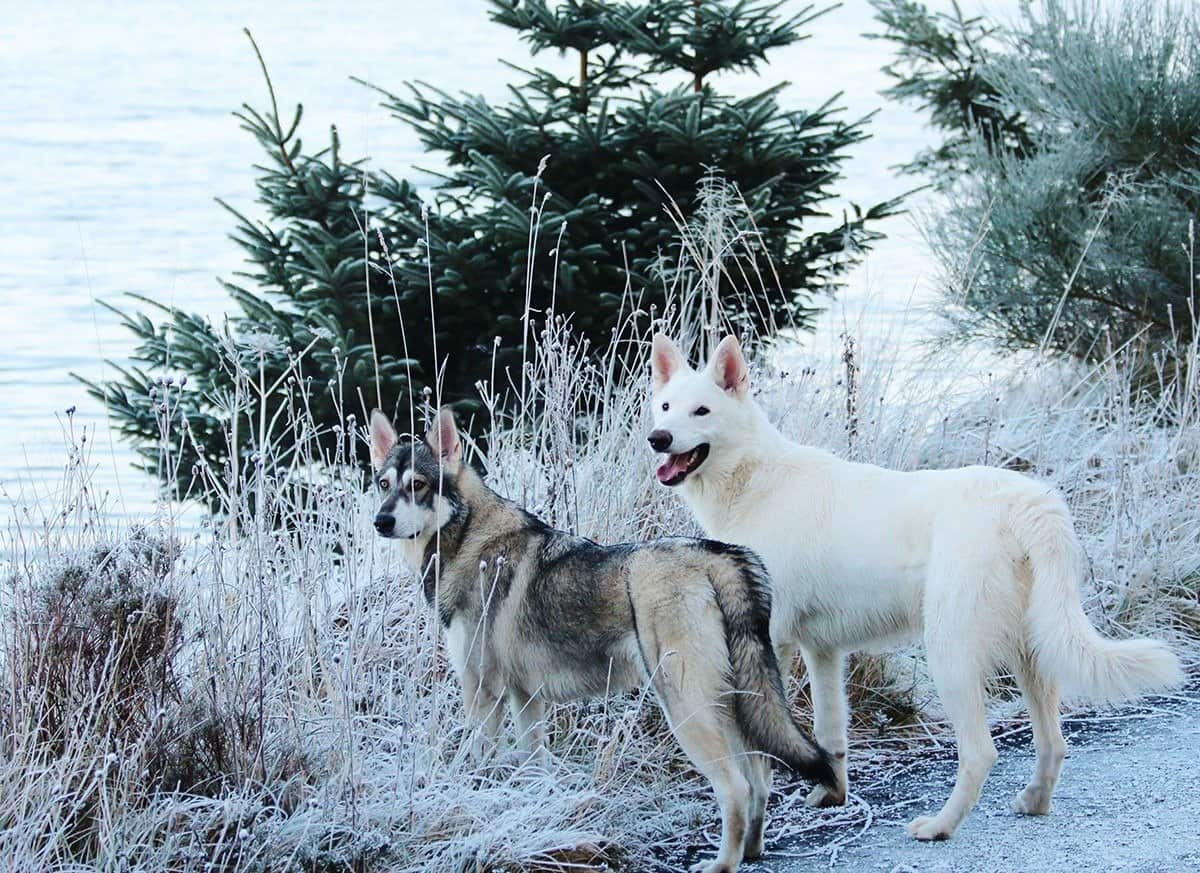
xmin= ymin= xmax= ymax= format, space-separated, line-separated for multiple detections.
xmin=648 ymin=333 xmax=1183 ymax=841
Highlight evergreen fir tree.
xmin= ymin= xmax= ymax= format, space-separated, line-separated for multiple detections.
xmin=86 ymin=2 xmax=900 ymax=502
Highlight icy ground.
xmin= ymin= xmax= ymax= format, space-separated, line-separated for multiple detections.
xmin=742 ymin=691 xmax=1200 ymax=872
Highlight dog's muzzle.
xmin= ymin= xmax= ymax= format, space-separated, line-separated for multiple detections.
xmin=374 ymin=513 xmax=396 ymax=536
xmin=647 ymin=429 xmax=672 ymax=452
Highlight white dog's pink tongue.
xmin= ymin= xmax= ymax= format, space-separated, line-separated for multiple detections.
xmin=656 ymin=452 xmax=691 ymax=483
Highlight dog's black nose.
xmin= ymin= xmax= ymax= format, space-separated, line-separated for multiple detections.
xmin=648 ymin=429 xmax=673 ymax=452
xmin=374 ymin=513 xmax=396 ymax=535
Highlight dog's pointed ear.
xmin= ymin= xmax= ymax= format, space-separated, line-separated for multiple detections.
xmin=369 ymin=410 xmax=397 ymax=470
xmin=707 ymin=335 xmax=749 ymax=397
xmin=425 ymin=406 xmax=462 ymax=473
xmin=651 ymin=333 xmax=686 ymax=392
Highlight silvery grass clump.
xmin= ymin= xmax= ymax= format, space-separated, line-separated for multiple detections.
xmin=2 ymin=182 xmax=1198 ymax=870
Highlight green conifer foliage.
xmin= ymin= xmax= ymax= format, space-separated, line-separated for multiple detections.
xmin=87 ymin=3 xmax=898 ymax=501
xmin=871 ymin=0 xmax=1200 ymax=366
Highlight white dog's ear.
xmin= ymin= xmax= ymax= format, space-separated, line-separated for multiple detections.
xmin=650 ymin=333 xmax=686 ymax=391
xmin=425 ymin=406 xmax=462 ymax=473
xmin=708 ymin=335 xmax=749 ymax=397
xmin=369 ymin=410 xmax=397 ymax=470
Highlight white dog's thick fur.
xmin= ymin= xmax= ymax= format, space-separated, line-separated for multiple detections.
xmin=648 ymin=334 xmax=1183 ymax=841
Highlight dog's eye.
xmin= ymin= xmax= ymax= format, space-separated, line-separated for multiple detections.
xmin=693 ymin=406 xmax=710 ymax=416
xmin=378 ymin=478 xmax=391 ymax=491
xmin=410 ymin=478 xmax=428 ymax=494
xmin=661 ymin=402 xmax=669 ymax=412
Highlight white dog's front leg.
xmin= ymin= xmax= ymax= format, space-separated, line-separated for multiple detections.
xmin=802 ymin=647 xmax=848 ymax=807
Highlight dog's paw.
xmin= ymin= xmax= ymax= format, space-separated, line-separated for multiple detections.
xmin=805 ymin=783 xmax=846 ymax=808
xmin=1011 ymin=785 xmax=1052 ymax=816
xmin=905 ymin=816 xmax=952 ymax=841
xmin=689 ymin=859 xmax=735 ymax=873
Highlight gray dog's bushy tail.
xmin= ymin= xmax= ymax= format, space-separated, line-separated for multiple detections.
xmin=703 ymin=541 xmax=838 ymax=791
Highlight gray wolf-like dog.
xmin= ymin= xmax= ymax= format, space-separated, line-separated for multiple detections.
xmin=648 ymin=333 xmax=1183 ymax=842
xmin=370 ymin=407 xmax=837 ymax=873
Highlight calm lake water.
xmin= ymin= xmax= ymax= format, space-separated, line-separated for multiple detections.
xmin=0 ymin=0 xmax=1017 ymax=527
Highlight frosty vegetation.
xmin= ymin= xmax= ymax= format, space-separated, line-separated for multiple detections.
xmin=872 ymin=0 xmax=1200 ymax=367
xmin=2 ymin=186 xmax=1197 ymax=871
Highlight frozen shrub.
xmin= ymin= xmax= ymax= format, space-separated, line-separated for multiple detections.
xmin=7 ymin=528 xmax=182 ymax=758
xmin=872 ymin=0 xmax=1200 ymax=369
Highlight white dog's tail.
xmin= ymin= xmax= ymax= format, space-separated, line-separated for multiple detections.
xmin=1011 ymin=491 xmax=1183 ymax=702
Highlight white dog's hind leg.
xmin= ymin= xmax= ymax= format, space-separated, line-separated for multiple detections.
xmin=907 ymin=649 xmax=997 ymax=841
xmin=1011 ymin=654 xmax=1067 ymax=815
xmin=802 ymin=647 xmax=848 ymax=807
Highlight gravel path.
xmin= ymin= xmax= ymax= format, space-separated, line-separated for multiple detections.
xmin=746 ymin=693 xmax=1200 ymax=872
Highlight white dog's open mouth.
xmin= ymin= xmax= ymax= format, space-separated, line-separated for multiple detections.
xmin=656 ymin=443 xmax=710 ymax=486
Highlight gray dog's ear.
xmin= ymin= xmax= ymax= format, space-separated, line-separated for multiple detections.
xmin=369 ymin=410 xmax=397 ymax=470
xmin=425 ymin=406 xmax=462 ymax=473
xmin=651 ymin=333 xmax=686 ymax=392
xmin=707 ymin=335 xmax=749 ymax=397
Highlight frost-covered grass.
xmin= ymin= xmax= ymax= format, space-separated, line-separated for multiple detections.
xmin=2 ymin=194 xmax=1198 ymax=871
